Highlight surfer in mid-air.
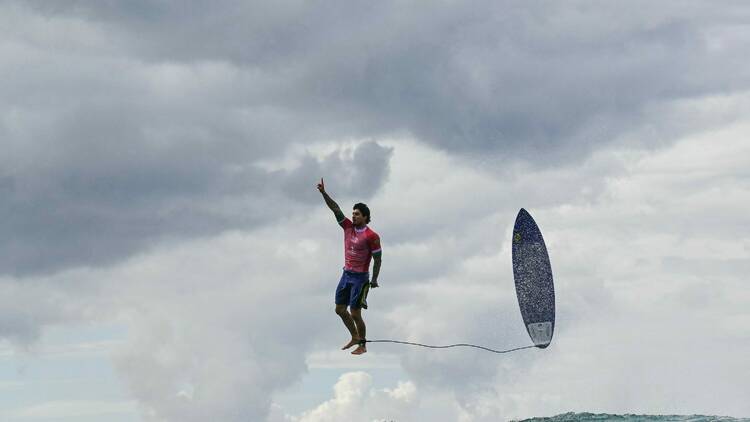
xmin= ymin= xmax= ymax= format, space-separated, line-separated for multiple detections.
xmin=317 ymin=178 xmax=382 ymax=355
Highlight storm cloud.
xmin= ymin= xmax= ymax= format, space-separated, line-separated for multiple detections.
xmin=3 ymin=1 xmax=750 ymax=274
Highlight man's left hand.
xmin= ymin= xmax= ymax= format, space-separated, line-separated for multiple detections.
xmin=370 ymin=281 xmax=379 ymax=288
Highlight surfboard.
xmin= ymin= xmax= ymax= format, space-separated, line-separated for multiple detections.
xmin=512 ymin=208 xmax=555 ymax=348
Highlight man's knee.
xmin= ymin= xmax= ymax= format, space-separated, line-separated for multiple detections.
xmin=335 ymin=305 xmax=349 ymax=316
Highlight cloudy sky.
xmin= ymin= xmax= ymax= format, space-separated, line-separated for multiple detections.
xmin=1 ymin=1 xmax=749 ymax=421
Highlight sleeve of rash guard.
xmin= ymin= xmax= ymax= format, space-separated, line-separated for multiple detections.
xmin=368 ymin=232 xmax=381 ymax=254
xmin=339 ymin=217 xmax=353 ymax=230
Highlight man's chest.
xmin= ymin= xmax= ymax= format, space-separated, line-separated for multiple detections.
xmin=345 ymin=230 xmax=369 ymax=252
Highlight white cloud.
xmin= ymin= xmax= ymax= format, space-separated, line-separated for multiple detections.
xmin=281 ymin=372 xmax=420 ymax=422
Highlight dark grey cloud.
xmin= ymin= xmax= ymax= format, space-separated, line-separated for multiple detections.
xmin=280 ymin=141 xmax=393 ymax=204
xmin=20 ymin=1 xmax=750 ymax=156
xmin=2 ymin=0 xmax=749 ymax=277
xmin=0 ymin=137 xmax=390 ymax=275
xmin=0 ymin=56 xmax=390 ymax=275
xmin=1 ymin=1 xmax=403 ymax=275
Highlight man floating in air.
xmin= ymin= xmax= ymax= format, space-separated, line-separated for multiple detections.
xmin=317 ymin=178 xmax=382 ymax=355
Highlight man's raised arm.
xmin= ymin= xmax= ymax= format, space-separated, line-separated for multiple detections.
xmin=317 ymin=178 xmax=345 ymax=223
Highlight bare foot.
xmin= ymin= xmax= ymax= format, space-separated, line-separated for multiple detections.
xmin=351 ymin=344 xmax=367 ymax=355
xmin=342 ymin=338 xmax=360 ymax=350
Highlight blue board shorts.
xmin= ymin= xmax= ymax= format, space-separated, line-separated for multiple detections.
xmin=335 ymin=269 xmax=370 ymax=309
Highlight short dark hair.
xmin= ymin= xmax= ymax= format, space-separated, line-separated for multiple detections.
xmin=353 ymin=203 xmax=371 ymax=223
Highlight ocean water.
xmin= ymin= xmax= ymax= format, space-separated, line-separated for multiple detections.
xmin=517 ymin=413 xmax=750 ymax=422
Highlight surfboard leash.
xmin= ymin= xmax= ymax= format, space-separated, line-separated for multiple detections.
xmin=364 ymin=339 xmax=537 ymax=354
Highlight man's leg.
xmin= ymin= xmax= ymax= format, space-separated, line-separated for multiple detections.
xmin=350 ymin=307 xmax=367 ymax=355
xmin=335 ymin=305 xmax=360 ymax=349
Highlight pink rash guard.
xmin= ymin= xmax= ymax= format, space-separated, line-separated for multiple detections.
xmin=339 ymin=217 xmax=381 ymax=273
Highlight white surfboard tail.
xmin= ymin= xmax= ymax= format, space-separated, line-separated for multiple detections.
xmin=527 ymin=321 xmax=553 ymax=348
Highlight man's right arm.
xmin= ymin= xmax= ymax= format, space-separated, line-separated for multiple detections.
xmin=317 ymin=178 xmax=346 ymax=223
xmin=322 ymin=191 xmax=345 ymax=223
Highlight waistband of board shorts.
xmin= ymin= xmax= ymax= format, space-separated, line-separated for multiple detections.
xmin=343 ymin=268 xmax=369 ymax=276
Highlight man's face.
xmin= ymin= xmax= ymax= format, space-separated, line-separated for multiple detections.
xmin=352 ymin=209 xmax=365 ymax=226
